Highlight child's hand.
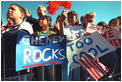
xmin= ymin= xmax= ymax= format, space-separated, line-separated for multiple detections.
xmin=93 ymin=58 xmax=99 ymax=62
xmin=84 ymin=32 xmax=91 ymax=36
xmin=96 ymin=58 xmax=99 ymax=62
xmin=32 ymin=32 xmax=39 ymax=37
xmin=60 ymin=10 xmax=67 ymax=23
xmin=50 ymin=33 xmax=57 ymax=37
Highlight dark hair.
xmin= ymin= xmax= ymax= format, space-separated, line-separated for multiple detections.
xmin=11 ymin=3 xmax=26 ymax=20
xmin=40 ymin=15 xmax=52 ymax=27
xmin=97 ymin=21 xmax=107 ymax=27
xmin=108 ymin=18 xmax=119 ymax=26
xmin=80 ymin=15 xmax=85 ymax=21
xmin=116 ymin=16 xmax=121 ymax=25
xmin=117 ymin=16 xmax=121 ymax=20
xmin=68 ymin=11 xmax=79 ymax=26
xmin=56 ymin=15 xmax=61 ymax=20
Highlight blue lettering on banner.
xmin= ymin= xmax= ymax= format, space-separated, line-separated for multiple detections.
xmin=73 ymin=52 xmax=87 ymax=64
xmin=11 ymin=77 xmax=20 ymax=81
xmin=84 ymin=37 xmax=93 ymax=45
xmin=26 ymin=74 xmax=30 ymax=81
xmin=69 ymin=36 xmax=109 ymax=64
xmin=95 ymin=45 xmax=109 ymax=53
xmin=88 ymin=48 xmax=98 ymax=56
xmin=21 ymin=75 xmax=25 ymax=81
xmin=67 ymin=43 xmax=74 ymax=51
xmin=76 ymin=41 xmax=84 ymax=48
xmin=16 ymin=31 xmax=67 ymax=71
xmin=1 ymin=73 xmax=34 ymax=81
xmin=72 ymin=54 xmax=77 ymax=63
xmin=67 ymin=37 xmax=93 ymax=52
xmin=80 ymin=52 xmax=87 ymax=58
xmin=30 ymin=35 xmax=65 ymax=46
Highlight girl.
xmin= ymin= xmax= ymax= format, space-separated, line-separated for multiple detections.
xmin=108 ymin=18 xmax=120 ymax=28
xmin=59 ymin=10 xmax=84 ymax=81
xmin=83 ymin=12 xmax=96 ymax=34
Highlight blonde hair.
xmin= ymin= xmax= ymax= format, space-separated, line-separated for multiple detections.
xmin=38 ymin=5 xmax=46 ymax=11
xmin=85 ymin=12 xmax=96 ymax=18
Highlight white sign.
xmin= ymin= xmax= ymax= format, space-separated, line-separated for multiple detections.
xmin=102 ymin=25 xmax=121 ymax=48
xmin=67 ymin=31 xmax=116 ymax=69
xmin=86 ymin=23 xmax=102 ymax=34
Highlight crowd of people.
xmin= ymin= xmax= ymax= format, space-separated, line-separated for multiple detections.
xmin=1 ymin=3 xmax=121 ymax=81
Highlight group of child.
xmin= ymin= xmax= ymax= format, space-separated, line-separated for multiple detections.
xmin=1 ymin=3 xmax=121 ymax=81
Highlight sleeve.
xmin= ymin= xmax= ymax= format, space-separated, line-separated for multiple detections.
xmin=18 ymin=22 xmax=34 ymax=34
xmin=79 ymin=28 xmax=85 ymax=38
xmin=26 ymin=16 xmax=39 ymax=24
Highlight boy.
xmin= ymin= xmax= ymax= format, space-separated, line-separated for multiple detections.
xmin=25 ymin=5 xmax=47 ymax=32
xmin=32 ymin=15 xmax=58 ymax=81
xmin=34 ymin=15 xmax=57 ymax=35
xmin=2 ymin=3 xmax=33 ymax=77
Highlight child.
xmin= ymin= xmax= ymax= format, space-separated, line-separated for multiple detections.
xmin=79 ymin=12 xmax=96 ymax=37
xmin=108 ymin=18 xmax=121 ymax=81
xmin=108 ymin=18 xmax=120 ymax=28
xmin=32 ymin=15 xmax=58 ymax=81
xmin=97 ymin=21 xmax=107 ymax=29
xmin=97 ymin=21 xmax=118 ymax=81
xmin=36 ymin=15 xmax=57 ymax=35
xmin=83 ymin=12 xmax=96 ymax=30
xmin=59 ymin=10 xmax=84 ymax=81
xmin=1 ymin=15 xmax=13 ymax=33
xmin=80 ymin=15 xmax=85 ymax=28
xmin=81 ymin=12 xmax=97 ymax=81
xmin=1 ymin=3 xmax=33 ymax=77
xmin=25 ymin=5 xmax=47 ymax=32
xmin=116 ymin=16 xmax=121 ymax=25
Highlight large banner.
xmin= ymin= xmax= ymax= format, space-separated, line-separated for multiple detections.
xmin=67 ymin=31 xmax=116 ymax=69
xmin=102 ymin=25 xmax=121 ymax=48
xmin=16 ymin=31 xmax=67 ymax=71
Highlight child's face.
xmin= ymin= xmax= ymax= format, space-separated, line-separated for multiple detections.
xmin=37 ymin=6 xmax=46 ymax=18
xmin=110 ymin=20 xmax=119 ymax=28
xmin=7 ymin=5 xmax=21 ymax=21
xmin=68 ymin=14 xmax=77 ymax=26
xmin=80 ymin=16 xmax=85 ymax=24
xmin=39 ymin=17 xmax=48 ymax=27
xmin=85 ymin=15 xmax=95 ymax=26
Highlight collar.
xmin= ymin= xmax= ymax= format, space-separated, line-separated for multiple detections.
xmin=68 ymin=25 xmax=77 ymax=30
xmin=11 ymin=22 xmax=23 ymax=28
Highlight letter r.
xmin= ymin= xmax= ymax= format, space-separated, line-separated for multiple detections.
xmin=24 ymin=48 xmax=31 ymax=64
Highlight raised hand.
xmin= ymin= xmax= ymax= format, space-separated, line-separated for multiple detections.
xmin=25 ymin=8 xmax=31 ymax=17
